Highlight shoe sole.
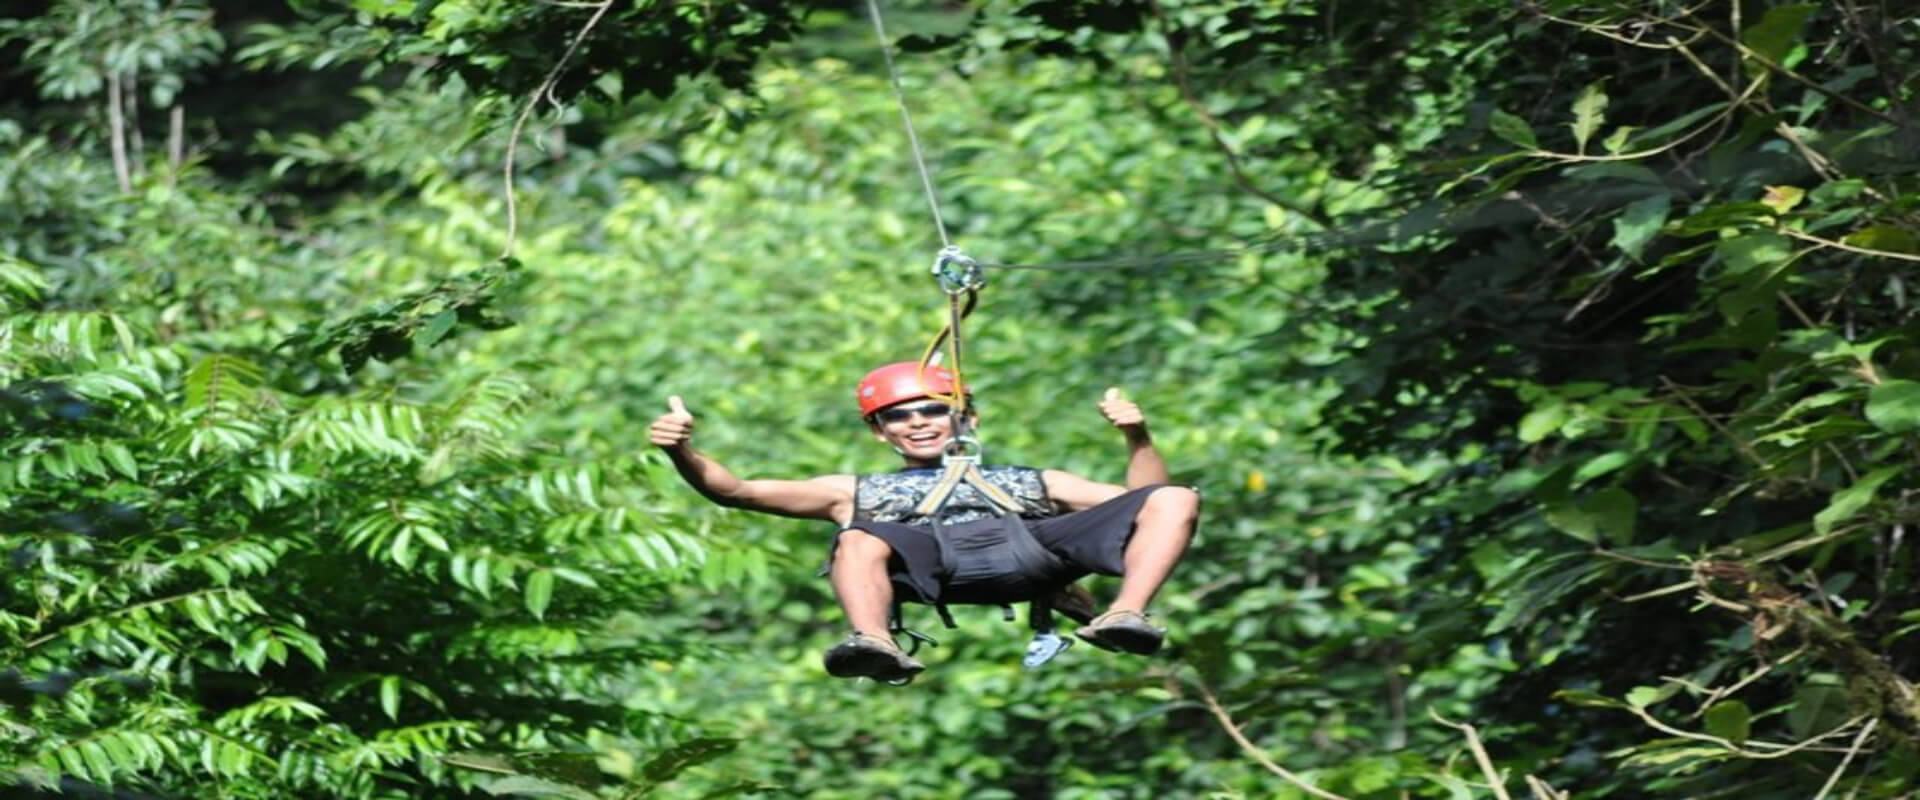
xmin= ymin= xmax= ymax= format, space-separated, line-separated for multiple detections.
xmin=1075 ymin=624 xmax=1164 ymax=655
xmin=824 ymin=645 xmax=925 ymax=682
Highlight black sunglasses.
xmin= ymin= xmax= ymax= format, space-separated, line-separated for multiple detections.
xmin=873 ymin=402 xmax=953 ymax=424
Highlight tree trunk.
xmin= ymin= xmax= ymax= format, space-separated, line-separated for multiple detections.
xmin=168 ymin=104 xmax=185 ymax=173
xmin=106 ymin=71 xmax=132 ymax=192
xmin=126 ymin=64 xmax=144 ymax=178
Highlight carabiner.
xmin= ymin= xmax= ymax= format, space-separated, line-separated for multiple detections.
xmin=931 ymin=245 xmax=984 ymax=295
xmin=941 ymin=435 xmax=984 ymax=464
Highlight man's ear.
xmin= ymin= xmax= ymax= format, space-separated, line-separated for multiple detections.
xmin=868 ymin=421 xmax=887 ymax=441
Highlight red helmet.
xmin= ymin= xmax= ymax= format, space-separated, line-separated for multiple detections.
xmin=856 ymin=362 xmax=964 ymax=417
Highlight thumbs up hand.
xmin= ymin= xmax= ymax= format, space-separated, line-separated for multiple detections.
xmin=649 ymin=395 xmax=697 ymax=449
xmin=1098 ymin=387 xmax=1146 ymax=429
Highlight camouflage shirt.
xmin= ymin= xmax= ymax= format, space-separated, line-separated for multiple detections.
xmin=853 ymin=465 xmax=1053 ymax=526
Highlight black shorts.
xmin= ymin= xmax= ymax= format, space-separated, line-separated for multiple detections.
xmin=831 ymin=484 xmax=1193 ymax=605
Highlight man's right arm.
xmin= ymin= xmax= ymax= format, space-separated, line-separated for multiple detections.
xmin=650 ymin=396 xmax=854 ymax=523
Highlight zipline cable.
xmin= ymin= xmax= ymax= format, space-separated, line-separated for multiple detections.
xmin=984 ymin=215 xmax=1421 ymax=274
xmin=864 ymin=0 xmax=952 ymax=249
xmin=863 ymin=0 xmax=983 ymax=420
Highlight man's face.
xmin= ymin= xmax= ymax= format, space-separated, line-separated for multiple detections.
xmin=868 ymin=398 xmax=967 ymax=462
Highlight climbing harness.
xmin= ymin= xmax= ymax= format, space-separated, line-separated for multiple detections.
xmin=877 ymin=381 xmax=1082 ymax=676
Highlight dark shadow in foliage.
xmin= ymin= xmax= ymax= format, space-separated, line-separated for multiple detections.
xmin=278 ymin=258 xmax=527 ymax=377
xmin=6 ymin=778 xmax=176 ymax=800
xmin=444 ymin=736 xmax=759 ymax=799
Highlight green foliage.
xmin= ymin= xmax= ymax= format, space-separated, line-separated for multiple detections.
xmin=5 ymin=0 xmax=1917 ymax=797
xmin=0 ymin=249 xmax=721 ymax=796
xmin=0 ymin=0 xmax=224 ymax=104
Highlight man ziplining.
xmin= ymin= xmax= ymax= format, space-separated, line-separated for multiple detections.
xmin=648 ymin=362 xmax=1200 ymax=683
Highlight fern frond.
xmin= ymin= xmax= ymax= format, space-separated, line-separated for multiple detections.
xmin=0 ymin=254 xmax=49 ymax=310
xmin=182 ymin=354 xmax=266 ymax=414
xmin=284 ymin=398 xmax=425 ymax=463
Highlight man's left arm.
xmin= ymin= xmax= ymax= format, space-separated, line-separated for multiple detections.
xmin=1042 ymin=388 xmax=1172 ymax=512
xmin=1100 ymin=387 xmax=1169 ymax=488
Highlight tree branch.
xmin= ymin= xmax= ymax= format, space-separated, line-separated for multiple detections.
xmin=501 ymin=0 xmax=615 ymax=261
xmin=1678 ymin=6 xmax=1904 ymax=126
xmin=1780 ymin=228 xmax=1920 ymax=264
xmin=1525 ymin=774 xmax=1568 ymax=800
xmin=1659 ymin=376 xmax=1768 ymax=468
xmin=1812 ymin=718 xmax=1877 ymax=800
xmin=1429 ymin=710 xmax=1514 ymax=800
xmin=1192 ymin=675 xmax=1353 ymax=800
xmin=1146 ymin=0 xmax=1331 ymax=230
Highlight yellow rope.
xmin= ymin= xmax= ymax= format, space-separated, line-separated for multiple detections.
xmin=916 ymin=291 xmax=972 ymax=412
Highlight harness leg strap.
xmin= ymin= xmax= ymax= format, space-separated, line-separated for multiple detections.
xmin=889 ymin=599 xmax=940 ymax=653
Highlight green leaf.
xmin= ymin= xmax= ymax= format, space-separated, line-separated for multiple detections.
xmin=1572 ymin=451 xmax=1632 ymax=487
xmin=1813 ymin=466 xmax=1901 ymax=535
xmin=1843 ymin=225 xmax=1920 ymax=254
xmin=524 ymin=569 xmax=555 ymax=619
xmin=1739 ymin=4 xmax=1817 ymax=77
xmin=1626 ymin=684 xmax=1678 ymax=708
xmin=1866 ymin=380 xmax=1920 ymax=433
xmin=1760 ymin=185 xmax=1805 ymax=214
xmin=1786 ymin=683 xmax=1850 ymax=738
xmin=445 ymin=752 xmax=519 ymax=775
xmin=1703 ymin=701 xmax=1752 ymax=745
xmin=1553 ymin=689 xmax=1627 ymax=709
xmin=1544 ymin=488 xmax=1637 ymax=544
xmin=1569 ymin=81 xmax=1608 ymax=153
xmin=1621 ymin=744 xmax=1735 ymax=769
xmin=420 ymin=310 xmax=459 ymax=346
xmin=1611 ymin=193 xmax=1670 ymax=260
xmin=640 ymin=737 xmax=738 ymax=784
xmin=1601 ymin=125 xmax=1637 ymax=154
xmin=101 ymin=442 xmax=139 ymax=479
xmin=183 ymin=354 xmax=266 ymax=412
xmin=1517 ymin=403 xmax=1568 ymax=443
xmin=1716 ymin=232 xmax=1793 ymax=276
xmin=1489 ymin=108 xmax=1538 ymax=149
xmin=1668 ymin=203 xmax=1776 ymax=236
xmin=483 ymin=775 xmax=598 ymax=800
xmin=380 ymin=675 xmax=401 ymax=720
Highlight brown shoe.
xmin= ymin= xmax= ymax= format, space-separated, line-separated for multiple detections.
xmin=823 ymin=632 xmax=926 ymax=682
xmin=1075 ymin=609 xmax=1165 ymax=655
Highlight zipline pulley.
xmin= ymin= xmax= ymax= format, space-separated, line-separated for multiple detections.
xmin=931 ymin=245 xmax=983 ymax=295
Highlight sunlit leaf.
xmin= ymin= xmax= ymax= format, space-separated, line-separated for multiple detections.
xmin=1569 ymin=81 xmax=1607 ymax=153
xmin=524 ymin=569 xmax=555 ymax=619
xmin=1813 ymin=466 xmax=1901 ymax=535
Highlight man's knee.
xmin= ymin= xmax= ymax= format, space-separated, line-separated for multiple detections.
xmin=835 ymin=528 xmax=893 ymax=561
xmin=1140 ymin=485 xmax=1200 ymax=522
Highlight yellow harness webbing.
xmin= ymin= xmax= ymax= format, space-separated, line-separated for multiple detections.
xmin=912 ymin=456 xmax=1025 ymax=519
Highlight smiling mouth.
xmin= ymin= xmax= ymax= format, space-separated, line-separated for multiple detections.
xmin=903 ymin=432 xmax=943 ymax=446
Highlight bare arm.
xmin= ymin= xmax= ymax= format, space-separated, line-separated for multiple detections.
xmin=1099 ymin=387 xmax=1170 ymax=488
xmin=1043 ymin=388 xmax=1174 ymax=511
xmin=1043 ymin=468 xmax=1126 ymax=512
xmin=651 ymin=396 xmax=855 ymax=523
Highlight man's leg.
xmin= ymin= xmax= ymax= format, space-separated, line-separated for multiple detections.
xmin=1110 ymin=485 xmax=1200 ymax=613
xmin=823 ymin=528 xmax=924 ymax=680
xmin=829 ymin=528 xmax=895 ymax=638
